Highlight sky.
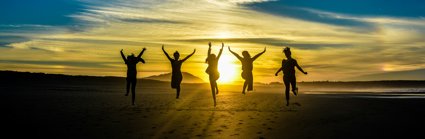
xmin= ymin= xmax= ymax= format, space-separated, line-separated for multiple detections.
xmin=1 ymin=0 xmax=425 ymax=83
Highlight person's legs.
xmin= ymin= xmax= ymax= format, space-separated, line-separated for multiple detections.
xmin=247 ymin=72 xmax=253 ymax=91
xmin=131 ymin=79 xmax=137 ymax=105
xmin=215 ymin=84 xmax=219 ymax=94
xmin=284 ymin=77 xmax=290 ymax=106
xmin=176 ymin=86 xmax=180 ymax=99
xmin=126 ymin=79 xmax=130 ymax=96
xmin=209 ymin=76 xmax=217 ymax=107
xmin=291 ymin=76 xmax=297 ymax=96
xmin=242 ymin=80 xmax=247 ymax=94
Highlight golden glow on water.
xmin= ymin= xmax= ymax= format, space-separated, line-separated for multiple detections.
xmin=217 ymin=54 xmax=239 ymax=84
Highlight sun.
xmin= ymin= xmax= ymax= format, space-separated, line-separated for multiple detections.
xmin=217 ymin=54 xmax=239 ymax=84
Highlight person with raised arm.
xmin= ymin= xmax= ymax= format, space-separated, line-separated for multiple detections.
xmin=205 ymin=42 xmax=223 ymax=107
xmin=162 ymin=45 xmax=196 ymax=99
xmin=229 ymin=46 xmax=266 ymax=94
xmin=275 ymin=47 xmax=307 ymax=106
xmin=120 ymin=48 xmax=146 ymax=105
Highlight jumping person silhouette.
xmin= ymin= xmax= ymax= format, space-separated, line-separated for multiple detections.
xmin=229 ymin=46 xmax=266 ymax=94
xmin=120 ymin=48 xmax=146 ymax=105
xmin=162 ymin=45 xmax=196 ymax=99
xmin=205 ymin=42 xmax=223 ymax=107
xmin=275 ymin=47 xmax=307 ymax=106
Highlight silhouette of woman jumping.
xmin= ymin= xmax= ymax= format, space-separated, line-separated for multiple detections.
xmin=205 ymin=42 xmax=223 ymax=107
xmin=120 ymin=48 xmax=146 ymax=105
xmin=162 ymin=45 xmax=196 ymax=99
xmin=275 ymin=47 xmax=307 ymax=106
xmin=229 ymin=46 xmax=266 ymax=94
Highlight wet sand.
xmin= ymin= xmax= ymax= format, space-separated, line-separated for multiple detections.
xmin=2 ymin=80 xmax=425 ymax=139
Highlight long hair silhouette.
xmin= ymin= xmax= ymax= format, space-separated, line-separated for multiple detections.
xmin=275 ymin=47 xmax=307 ymax=106
xmin=162 ymin=45 xmax=196 ymax=99
xmin=205 ymin=42 xmax=223 ymax=107
xmin=120 ymin=48 xmax=146 ymax=105
xmin=228 ymin=46 xmax=266 ymax=94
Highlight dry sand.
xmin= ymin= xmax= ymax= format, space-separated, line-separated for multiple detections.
xmin=2 ymin=80 xmax=425 ymax=139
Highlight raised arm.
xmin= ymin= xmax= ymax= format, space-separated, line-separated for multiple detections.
xmin=205 ymin=42 xmax=212 ymax=63
xmin=162 ymin=45 xmax=173 ymax=61
xmin=228 ymin=46 xmax=242 ymax=61
xmin=295 ymin=60 xmax=308 ymax=75
xmin=252 ymin=47 xmax=266 ymax=60
xmin=275 ymin=59 xmax=285 ymax=76
xmin=216 ymin=43 xmax=224 ymax=60
xmin=182 ymin=49 xmax=196 ymax=62
xmin=137 ymin=47 xmax=146 ymax=59
xmin=275 ymin=68 xmax=282 ymax=76
xmin=120 ymin=49 xmax=127 ymax=63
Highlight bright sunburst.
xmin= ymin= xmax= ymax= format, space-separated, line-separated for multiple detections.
xmin=217 ymin=54 xmax=239 ymax=84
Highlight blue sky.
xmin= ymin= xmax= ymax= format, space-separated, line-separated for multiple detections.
xmin=0 ymin=0 xmax=424 ymax=82
xmin=0 ymin=0 xmax=84 ymax=25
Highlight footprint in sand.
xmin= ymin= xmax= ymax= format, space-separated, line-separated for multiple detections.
xmin=292 ymin=102 xmax=302 ymax=106
xmin=214 ymin=129 xmax=223 ymax=132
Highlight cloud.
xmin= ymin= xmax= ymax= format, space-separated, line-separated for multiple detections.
xmin=0 ymin=0 xmax=424 ymax=81
xmin=227 ymin=0 xmax=276 ymax=4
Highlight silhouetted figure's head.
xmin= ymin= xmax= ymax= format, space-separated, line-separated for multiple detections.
xmin=127 ymin=53 xmax=135 ymax=60
xmin=173 ymin=51 xmax=180 ymax=60
xmin=242 ymin=51 xmax=251 ymax=58
xmin=284 ymin=47 xmax=291 ymax=58
xmin=209 ymin=54 xmax=217 ymax=61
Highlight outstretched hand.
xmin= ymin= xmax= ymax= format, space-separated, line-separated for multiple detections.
xmin=208 ymin=42 xmax=211 ymax=47
xmin=143 ymin=47 xmax=146 ymax=51
xmin=221 ymin=42 xmax=224 ymax=49
xmin=120 ymin=49 xmax=123 ymax=52
xmin=275 ymin=73 xmax=278 ymax=76
xmin=228 ymin=46 xmax=231 ymax=51
xmin=303 ymin=72 xmax=308 ymax=75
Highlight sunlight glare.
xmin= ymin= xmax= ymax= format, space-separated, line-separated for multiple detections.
xmin=215 ymin=31 xmax=234 ymax=39
xmin=217 ymin=54 xmax=239 ymax=84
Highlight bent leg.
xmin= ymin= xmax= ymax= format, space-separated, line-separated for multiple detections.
xmin=247 ymin=73 xmax=253 ymax=91
xmin=176 ymin=86 xmax=180 ymax=99
xmin=215 ymin=84 xmax=219 ymax=94
xmin=242 ymin=80 xmax=247 ymax=94
xmin=291 ymin=76 xmax=297 ymax=96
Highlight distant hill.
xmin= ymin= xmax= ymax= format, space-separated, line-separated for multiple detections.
xmin=144 ymin=72 xmax=205 ymax=83
xmin=0 ymin=70 xmax=166 ymax=85
xmin=348 ymin=69 xmax=425 ymax=81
